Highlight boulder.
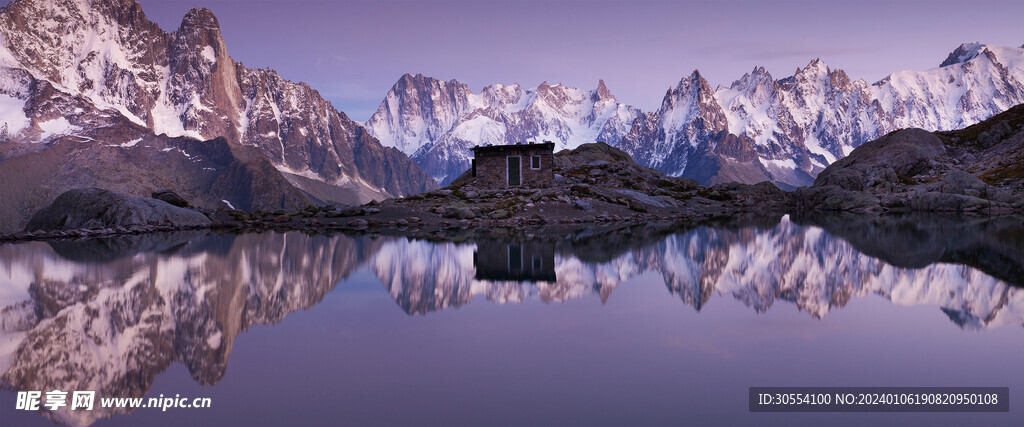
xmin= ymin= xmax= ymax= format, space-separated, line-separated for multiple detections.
xmin=574 ymin=200 xmax=594 ymax=211
xmin=443 ymin=207 xmax=476 ymax=219
xmin=908 ymin=192 xmax=993 ymax=212
xmin=553 ymin=142 xmax=635 ymax=170
xmin=939 ymin=169 xmax=987 ymax=196
xmin=25 ymin=188 xmax=211 ymax=232
xmin=814 ymin=128 xmax=946 ymax=190
xmin=151 ymin=190 xmax=190 ymax=208
xmin=791 ymin=185 xmax=881 ymax=212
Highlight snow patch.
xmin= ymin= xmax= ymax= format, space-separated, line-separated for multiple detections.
xmin=763 ymin=158 xmax=797 ymax=170
xmin=38 ymin=117 xmax=78 ymax=139
xmin=206 ymin=330 xmax=222 ymax=349
xmin=201 ymin=46 xmax=216 ymax=64
xmin=107 ymin=137 xmax=142 ymax=148
xmin=0 ymin=93 xmax=28 ymax=134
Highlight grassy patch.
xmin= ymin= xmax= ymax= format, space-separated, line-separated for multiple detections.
xmin=979 ymin=162 xmax=1024 ymax=185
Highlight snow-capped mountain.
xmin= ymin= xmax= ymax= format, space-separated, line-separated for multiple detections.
xmin=370 ymin=43 xmax=1024 ymax=188
xmin=625 ymin=43 xmax=1024 ymax=187
xmin=365 ymin=74 xmax=640 ymax=184
xmin=0 ymin=0 xmax=436 ymax=210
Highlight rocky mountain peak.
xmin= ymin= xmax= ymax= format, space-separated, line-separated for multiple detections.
xmin=179 ymin=7 xmax=220 ymax=32
xmin=796 ymin=58 xmax=829 ymax=77
xmin=174 ymin=8 xmax=226 ymax=54
xmin=396 ymin=72 xmax=420 ymax=88
xmin=664 ymin=70 xmax=716 ymax=109
xmin=594 ymin=79 xmax=613 ymax=101
xmin=665 ymin=71 xmax=701 ymax=97
xmin=939 ymin=42 xmax=987 ymax=67
xmin=730 ymin=66 xmax=775 ymax=93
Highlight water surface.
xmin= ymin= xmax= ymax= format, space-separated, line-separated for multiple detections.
xmin=0 ymin=214 xmax=1022 ymax=426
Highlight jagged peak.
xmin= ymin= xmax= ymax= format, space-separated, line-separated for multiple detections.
xmin=393 ymin=73 xmax=435 ymax=90
xmin=660 ymin=70 xmax=713 ymax=108
xmin=729 ymin=66 xmax=774 ymax=90
xmin=797 ymin=58 xmax=829 ymax=76
xmin=593 ymin=79 xmax=614 ymax=101
xmin=672 ymin=70 xmax=706 ymax=91
xmin=939 ymin=42 xmax=988 ymax=67
xmin=536 ymin=81 xmax=564 ymax=94
xmin=179 ymin=7 xmax=220 ymax=32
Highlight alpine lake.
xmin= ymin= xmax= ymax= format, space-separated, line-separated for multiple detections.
xmin=1 ymin=213 xmax=1022 ymax=426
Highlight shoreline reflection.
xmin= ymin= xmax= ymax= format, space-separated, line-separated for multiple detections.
xmin=0 ymin=214 xmax=1021 ymax=425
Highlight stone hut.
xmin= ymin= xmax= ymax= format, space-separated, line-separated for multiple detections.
xmin=470 ymin=142 xmax=554 ymax=189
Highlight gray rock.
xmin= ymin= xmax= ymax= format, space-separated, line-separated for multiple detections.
xmin=940 ymin=169 xmax=987 ymax=195
xmin=985 ymin=187 xmax=1017 ymax=203
xmin=570 ymin=183 xmax=592 ymax=194
xmin=25 ymin=188 xmax=211 ymax=232
xmin=908 ymin=192 xmax=993 ymax=212
xmin=443 ymin=207 xmax=476 ymax=219
xmin=815 ymin=128 xmax=946 ymax=190
xmin=490 ymin=209 xmax=510 ymax=219
xmin=791 ymin=185 xmax=881 ymax=212
xmin=574 ymin=200 xmax=594 ymax=211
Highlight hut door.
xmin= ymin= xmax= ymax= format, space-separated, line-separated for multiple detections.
xmin=507 ymin=156 xmax=521 ymax=186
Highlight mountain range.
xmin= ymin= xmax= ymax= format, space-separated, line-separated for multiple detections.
xmin=0 ymin=0 xmax=438 ymax=232
xmin=0 ymin=0 xmax=1022 ymax=226
xmin=367 ymin=43 xmax=1024 ymax=187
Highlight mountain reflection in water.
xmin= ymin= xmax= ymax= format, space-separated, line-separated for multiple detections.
xmin=0 ymin=214 xmax=1021 ymax=426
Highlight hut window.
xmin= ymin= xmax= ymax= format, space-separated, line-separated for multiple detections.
xmin=530 ymin=155 xmax=541 ymax=170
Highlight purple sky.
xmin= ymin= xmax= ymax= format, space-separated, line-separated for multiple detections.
xmin=14 ymin=0 xmax=1024 ymax=121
